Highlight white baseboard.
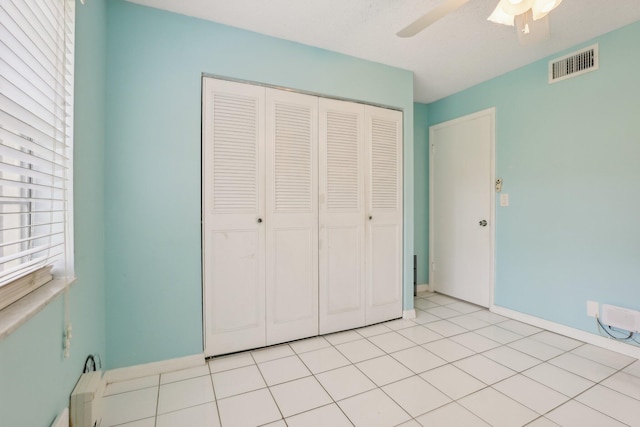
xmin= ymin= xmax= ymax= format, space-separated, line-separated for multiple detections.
xmin=105 ymin=353 xmax=206 ymax=384
xmin=491 ymin=305 xmax=640 ymax=360
xmin=416 ymin=284 xmax=430 ymax=293
xmin=403 ymin=309 xmax=416 ymax=319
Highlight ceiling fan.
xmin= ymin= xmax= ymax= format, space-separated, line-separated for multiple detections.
xmin=397 ymin=0 xmax=563 ymax=45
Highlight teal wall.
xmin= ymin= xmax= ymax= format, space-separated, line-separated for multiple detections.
xmin=105 ymin=0 xmax=414 ymax=369
xmin=413 ymin=103 xmax=429 ymax=285
xmin=0 ymin=1 xmax=108 ymax=426
xmin=428 ymin=21 xmax=640 ymax=343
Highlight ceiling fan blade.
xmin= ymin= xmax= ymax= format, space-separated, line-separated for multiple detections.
xmin=397 ymin=0 xmax=472 ymax=38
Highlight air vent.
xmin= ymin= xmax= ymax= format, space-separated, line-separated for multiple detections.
xmin=549 ymin=44 xmax=599 ymax=83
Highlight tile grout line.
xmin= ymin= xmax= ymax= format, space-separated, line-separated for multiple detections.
xmin=303 ymin=329 xmax=377 ymax=426
xmin=332 ymin=339 xmax=415 ymax=426
xmin=105 ymin=294 xmax=640 ymax=426
xmin=468 ymin=346 xmax=609 ymax=426
xmin=416 ymin=297 xmax=631 ymax=425
xmin=469 ymin=328 xmax=638 ymax=425
xmin=206 ymin=361 xmax=224 ymax=427
xmin=252 ymin=345 xmax=293 ymax=424
xmin=560 ymin=362 xmax=640 ymax=426
xmin=311 ymin=326 xmax=417 ymax=426
xmin=153 ymin=374 xmax=160 ymax=427
xmin=292 ymin=342 xmax=363 ymax=425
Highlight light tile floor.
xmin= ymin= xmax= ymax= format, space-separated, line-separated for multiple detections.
xmin=102 ymin=292 xmax=640 ymax=427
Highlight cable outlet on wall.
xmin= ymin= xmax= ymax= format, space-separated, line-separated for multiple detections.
xmin=586 ymin=300 xmax=599 ymax=318
xmin=602 ymin=304 xmax=640 ymax=333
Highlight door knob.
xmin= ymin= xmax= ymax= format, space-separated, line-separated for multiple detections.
xmin=479 ymin=220 xmax=487 ymax=227
xmin=369 ymin=215 xmax=373 ymax=220
xmin=257 ymin=218 xmax=263 ymax=223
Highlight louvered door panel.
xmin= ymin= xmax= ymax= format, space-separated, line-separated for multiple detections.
xmin=319 ymin=99 xmax=366 ymax=334
xmin=203 ymin=78 xmax=266 ymax=356
xmin=371 ymin=118 xmax=399 ymax=210
xmin=265 ymin=88 xmax=318 ymax=345
xmin=327 ymin=111 xmax=360 ymax=211
xmin=365 ymin=105 xmax=403 ymax=325
xmin=274 ymin=103 xmax=313 ymax=212
xmin=212 ymin=94 xmax=260 ymax=212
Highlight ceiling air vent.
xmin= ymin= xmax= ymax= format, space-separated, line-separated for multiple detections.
xmin=549 ymin=44 xmax=599 ymax=83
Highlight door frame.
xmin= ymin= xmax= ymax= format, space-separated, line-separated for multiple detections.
xmin=428 ymin=107 xmax=496 ymax=307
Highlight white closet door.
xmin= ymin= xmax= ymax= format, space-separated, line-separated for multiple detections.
xmin=365 ymin=106 xmax=403 ymax=325
xmin=318 ymin=99 xmax=366 ymax=334
xmin=202 ymin=78 xmax=266 ymax=356
xmin=265 ymin=88 xmax=319 ymax=345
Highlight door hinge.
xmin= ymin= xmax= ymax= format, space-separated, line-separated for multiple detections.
xmin=431 ymin=262 xmax=436 ymax=272
xmin=431 ymin=144 xmax=435 ymax=154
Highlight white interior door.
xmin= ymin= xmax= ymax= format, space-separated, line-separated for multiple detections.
xmin=429 ymin=108 xmax=495 ymax=307
xmin=203 ymin=78 xmax=266 ymax=356
xmin=365 ymin=106 xmax=403 ymax=325
xmin=265 ymin=88 xmax=319 ymax=345
xmin=318 ymin=99 xmax=366 ymax=334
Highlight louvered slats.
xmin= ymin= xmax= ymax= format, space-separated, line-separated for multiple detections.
xmin=371 ymin=118 xmax=398 ymax=209
xmin=326 ymin=111 xmax=359 ymax=211
xmin=274 ymin=103 xmax=312 ymax=212
xmin=549 ymin=44 xmax=599 ymax=83
xmin=212 ymin=93 xmax=258 ymax=212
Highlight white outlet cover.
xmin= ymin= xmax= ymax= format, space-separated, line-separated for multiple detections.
xmin=586 ymin=301 xmax=599 ymax=317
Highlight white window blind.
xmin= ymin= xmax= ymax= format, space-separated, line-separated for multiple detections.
xmin=0 ymin=0 xmax=75 ymax=310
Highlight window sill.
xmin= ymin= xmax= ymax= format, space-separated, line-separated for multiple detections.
xmin=0 ymin=277 xmax=76 ymax=340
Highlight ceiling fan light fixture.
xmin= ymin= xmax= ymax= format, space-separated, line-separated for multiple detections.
xmin=488 ymin=3 xmax=515 ymax=26
xmin=487 ymin=0 xmax=552 ymax=44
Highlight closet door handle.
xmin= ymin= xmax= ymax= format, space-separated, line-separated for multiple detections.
xmin=257 ymin=218 xmax=263 ymax=224
xmin=369 ymin=215 xmax=373 ymax=220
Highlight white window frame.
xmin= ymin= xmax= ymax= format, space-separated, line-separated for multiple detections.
xmin=0 ymin=0 xmax=76 ymax=319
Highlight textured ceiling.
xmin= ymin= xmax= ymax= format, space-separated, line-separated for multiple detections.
xmin=125 ymin=0 xmax=640 ymax=103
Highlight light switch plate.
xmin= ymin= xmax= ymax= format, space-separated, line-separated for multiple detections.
xmin=500 ymin=193 xmax=509 ymax=207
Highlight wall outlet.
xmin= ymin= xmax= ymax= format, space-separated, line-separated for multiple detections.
xmin=586 ymin=301 xmax=599 ymax=318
